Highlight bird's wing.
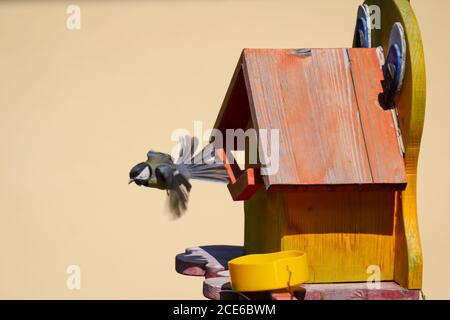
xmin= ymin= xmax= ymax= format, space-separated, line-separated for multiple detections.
xmin=147 ymin=150 xmax=173 ymax=168
xmin=155 ymin=164 xmax=192 ymax=219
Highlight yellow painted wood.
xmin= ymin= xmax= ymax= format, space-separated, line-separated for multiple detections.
xmin=362 ymin=0 xmax=426 ymax=289
xmin=281 ymin=191 xmax=396 ymax=283
xmin=243 ymin=187 xmax=284 ymax=254
xmin=244 ymin=189 xmax=397 ymax=283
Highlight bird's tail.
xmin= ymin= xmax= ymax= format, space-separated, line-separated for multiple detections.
xmin=176 ymin=136 xmax=230 ymax=184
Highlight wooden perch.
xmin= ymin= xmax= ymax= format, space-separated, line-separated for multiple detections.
xmin=216 ymin=148 xmax=263 ymax=201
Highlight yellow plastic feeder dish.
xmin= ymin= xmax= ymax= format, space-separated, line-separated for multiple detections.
xmin=228 ymin=250 xmax=308 ymax=292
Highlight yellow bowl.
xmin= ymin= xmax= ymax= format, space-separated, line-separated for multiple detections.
xmin=228 ymin=250 xmax=308 ymax=292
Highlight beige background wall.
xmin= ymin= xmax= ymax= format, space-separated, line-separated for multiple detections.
xmin=0 ymin=0 xmax=448 ymax=299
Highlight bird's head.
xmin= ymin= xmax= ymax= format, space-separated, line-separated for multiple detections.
xmin=128 ymin=162 xmax=151 ymax=186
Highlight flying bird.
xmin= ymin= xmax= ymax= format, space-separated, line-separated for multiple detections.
xmin=128 ymin=136 xmax=229 ymax=218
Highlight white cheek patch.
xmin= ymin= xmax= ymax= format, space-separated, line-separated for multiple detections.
xmin=136 ymin=166 xmax=150 ymax=180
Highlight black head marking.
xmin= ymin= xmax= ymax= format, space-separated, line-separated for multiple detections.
xmin=129 ymin=162 xmax=151 ymax=186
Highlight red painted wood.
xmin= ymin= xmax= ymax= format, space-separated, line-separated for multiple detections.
xmin=227 ymin=168 xmax=263 ymax=201
xmin=214 ymin=48 xmax=407 ymax=191
xmin=271 ymin=282 xmax=420 ymax=300
xmin=217 ymin=148 xmax=263 ymax=201
xmin=348 ymin=48 xmax=407 ymax=184
xmin=243 ymin=48 xmax=373 ymax=186
xmin=202 ymin=278 xmax=419 ymax=300
xmin=216 ymin=148 xmax=242 ymax=184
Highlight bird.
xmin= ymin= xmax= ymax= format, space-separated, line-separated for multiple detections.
xmin=128 ymin=136 xmax=230 ymax=218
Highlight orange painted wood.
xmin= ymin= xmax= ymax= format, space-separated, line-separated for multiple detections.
xmin=348 ymin=48 xmax=407 ymax=184
xmin=227 ymin=168 xmax=263 ymax=201
xmin=217 ymin=148 xmax=263 ymax=201
xmin=243 ymin=48 xmax=373 ymax=186
xmin=216 ymin=148 xmax=242 ymax=184
xmin=214 ymin=48 xmax=407 ymax=190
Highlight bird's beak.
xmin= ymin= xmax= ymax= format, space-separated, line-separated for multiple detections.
xmin=128 ymin=179 xmax=134 ymax=184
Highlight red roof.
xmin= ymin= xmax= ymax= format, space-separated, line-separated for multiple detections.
xmin=214 ymin=48 xmax=406 ymax=190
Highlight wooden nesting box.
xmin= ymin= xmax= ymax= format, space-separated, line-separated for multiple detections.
xmin=213 ymin=48 xmax=421 ymax=289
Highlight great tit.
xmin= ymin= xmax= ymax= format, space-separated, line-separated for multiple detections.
xmin=129 ymin=136 xmax=229 ymax=218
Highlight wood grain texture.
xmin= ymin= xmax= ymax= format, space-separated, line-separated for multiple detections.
xmin=272 ymin=282 xmax=419 ymax=300
xmin=214 ymin=48 xmax=409 ymax=284
xmin=203 ymin=276 xmax=232 ymax=300
xmin=203 ymin=276 xmax=418 ymax=300
xmin=215 ymin=48 xmax=406 ymax=189
xmin=243 ymin=188 xmax=397 ymax=284
xmin=362 ymin=0 xmax=425 ymax=289
xmin=348 ymin=48 xmax=407 ymax=184
xmin=243 ymin=187 xmax=285 ymax=254
xmin=281 ymin=190 xmax=396 ymax=283
xmin=243 ymin=48 xmax=373 ymax=186
xmin=209 ymin=0 xmax=423 ymax=288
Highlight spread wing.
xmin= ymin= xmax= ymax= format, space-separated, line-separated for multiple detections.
xmin=147 ymin=150 xmax=173 ymax=168
xmin=155 ymin=164 xmax=192 ymax=219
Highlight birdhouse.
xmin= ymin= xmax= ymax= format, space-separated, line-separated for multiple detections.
xmin=176 ymin=0 xmax=425 ymax=298
xmin=212 ymin=40 xmax=423 ymax=289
